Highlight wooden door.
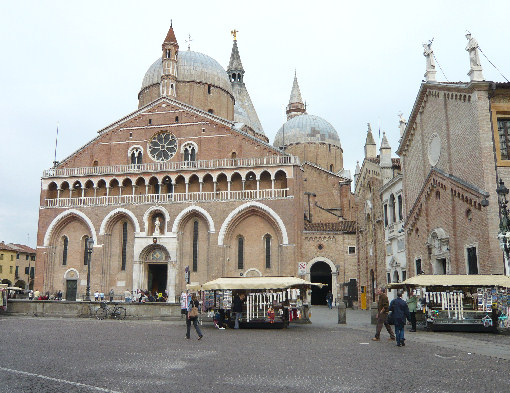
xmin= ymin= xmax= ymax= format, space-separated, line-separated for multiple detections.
xmin=66 ymin=280 xmax=77 ymax=301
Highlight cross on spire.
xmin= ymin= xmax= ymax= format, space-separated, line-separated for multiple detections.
xmin=231 ymin=29 xmax=239 ymax=41
xmin=185 ymin=34 xmax=193 ymax=51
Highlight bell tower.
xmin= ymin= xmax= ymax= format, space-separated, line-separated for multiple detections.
xmin=286 ymin=72 xmax=306 ymax=120
xmin=161 ymin=21 xmax=179 ymax=97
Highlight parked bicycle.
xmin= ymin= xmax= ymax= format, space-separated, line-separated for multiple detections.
xmin=95 ymin=302 xmax=126 ymax=320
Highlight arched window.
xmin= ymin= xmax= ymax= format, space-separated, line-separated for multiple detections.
xmin=83 ymin=236 xmax=89 ymax=265
xmin=237 ymin=235 xmax=244 ymax=270
xmin=264 ymin=234 xmax=271 ymax=269
xmin=166 ymin=49 xmax=171 ymax=58
xmin=62 ymin=236 xmax=68 ymax=266
xmin=130 ymin=148 xmax=142 ymax=165
xmin=190 ymin=147 xmax=196 ymax=161
xmin=330 ymin=164 xmax=333 ymax=172
xmin=184 ymin=148 xmax=189 ymax=162
xmin=192 ymin=221 xmax=199 ymax=272
xmin=207 ymin=84 xmax=211 ymax=94
xmin=121 ymin=222 xmax=128 ymax=271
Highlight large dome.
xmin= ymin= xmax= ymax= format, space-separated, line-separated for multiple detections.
xmin=140 ymin=51 xmax=233 ymax=95
xmin=273 ymin=114 xmax=341 ymax=148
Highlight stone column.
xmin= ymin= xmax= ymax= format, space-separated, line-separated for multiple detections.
xmin=166 ymin=261 xmax=177 ymax=303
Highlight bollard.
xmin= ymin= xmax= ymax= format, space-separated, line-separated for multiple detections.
xmin=371 ymin=301 xmax=378 ymax=324
xmin=337 ymin=302 xmax=346 ymax=324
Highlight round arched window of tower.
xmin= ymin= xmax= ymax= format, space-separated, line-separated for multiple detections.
xmin=148 ymin=131 xmax=177 ymax=162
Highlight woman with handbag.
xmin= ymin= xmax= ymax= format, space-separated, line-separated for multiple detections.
xmin=186 ymin=294 xmax=203 ymax=340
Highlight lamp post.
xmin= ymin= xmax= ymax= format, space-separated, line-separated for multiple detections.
xmin=496 ymin=179 xmax=510 ymax=275
xmin=85 ymin=237 xmax=94 ymax=301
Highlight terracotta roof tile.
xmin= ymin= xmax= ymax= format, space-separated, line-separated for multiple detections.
xmin=8 ymin=243 xmax=36 ymax=254
xmin=304 ymin=221 xmax=356 ymax=233
xmin=0 ymin=242 xmax=18 ymax=252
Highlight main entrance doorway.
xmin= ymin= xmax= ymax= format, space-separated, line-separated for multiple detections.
xmin=148 ymin=264 xmax=167 ymax=294
xmin=310 ymin=261 xmax=332 ymax=305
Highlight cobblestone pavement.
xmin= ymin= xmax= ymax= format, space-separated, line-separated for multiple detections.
xmin=0 ymin=307 xmax=509 ymax=393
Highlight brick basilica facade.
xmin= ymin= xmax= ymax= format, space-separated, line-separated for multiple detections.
xmin=34 ymin=24 xmax=358 ymax=303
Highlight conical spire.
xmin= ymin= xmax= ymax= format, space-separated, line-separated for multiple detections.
xmin=364 ymin=123 xmax=377 ymax=158
xmin=289 ymin=71 xmax=303 ymax=105
xmin=286 ymin=72 xmax=306 ymax=120
xmin=227 ymin=40 xmax=244 ymax=73
xmin=163 ymin=22 xmax=178 ymax=46
xmin=365 ymin=123 xmax=375 ymax=145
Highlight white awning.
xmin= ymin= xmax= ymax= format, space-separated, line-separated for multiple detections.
xmin=199 ymin=276 xmax=321 ymax=290
xmin=388 ymin=274 xmax=510 ymax=289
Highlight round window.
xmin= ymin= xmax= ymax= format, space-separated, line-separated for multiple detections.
xmin=148 ymin=132 xmax=177 ymax=162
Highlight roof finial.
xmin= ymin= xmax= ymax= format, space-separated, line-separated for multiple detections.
xmin=231 ymin=29 xmax=238 ymax=41
xmin=185 ymin=34 xmax=192 ymax=51
xmin=170 ymin=19 xmax=172 ymax=28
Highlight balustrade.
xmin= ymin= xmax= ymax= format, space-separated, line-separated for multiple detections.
xmin=43 ymin=188 xmax=291 ymax=208
xmin=43 ymin=155 xmax=299 ymax=178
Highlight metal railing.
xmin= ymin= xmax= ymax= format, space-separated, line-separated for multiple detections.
xmin=43 ymin=188 xmax=291 ymax=208
xmin=43 ymin=156 xmax=299 ymax=178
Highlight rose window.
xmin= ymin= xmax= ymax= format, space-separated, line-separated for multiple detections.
xmin=148 ymin=132 xmax=177 ymax=162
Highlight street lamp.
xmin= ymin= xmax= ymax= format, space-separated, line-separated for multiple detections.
xmin=496 ymin=179 xmax=510 ymax=275
xmin=85 ymin=237 xmax=94 ymax=301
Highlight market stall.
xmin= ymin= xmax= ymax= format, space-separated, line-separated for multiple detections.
xmin=192 ymin=276 xmax=319 ymax=328
xmin=388 ymin=275 xmax=510 ymax=332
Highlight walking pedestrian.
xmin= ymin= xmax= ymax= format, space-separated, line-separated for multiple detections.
xmin=389 ymin=290 xmax=411 ymax=347
xmin=109 ymin=289 xmax=114 ymax=302
xmin=372 ymin=287 xmax=396 ymax=341
xmin=186 ymin=294 xmax=203 ymax=340
xmin=326 ymin=291 xmax=334 ymax=309
xmin=406 ymin=290 xmax=418 ymax=332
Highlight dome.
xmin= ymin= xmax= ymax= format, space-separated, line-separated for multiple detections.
xmin=140 ymin=51 xmax=233 ymax=95
xmin=273 ymin=114 xmax=341 ymax=148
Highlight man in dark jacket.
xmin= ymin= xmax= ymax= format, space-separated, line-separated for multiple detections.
xmin=232 ymin=293 xmax=245 ymax=329
xmin=389 ymin=290 xmax=411 ymax=347
xmin=372 ymin=287 xmax=395 ymax=341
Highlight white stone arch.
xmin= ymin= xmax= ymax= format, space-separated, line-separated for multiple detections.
xmin=272 ymin=168 xmax=290 ymax=180
xmin=99 ymin=208 xmax=141 ymax=235
xmin=180 ymin=140 xmax=198 ymax=153
xmin=244 ymin=268 xmax=262 ymax=277
xmin=44 ymin=209 xmax=98 ymax=246
xmin=305 ymin=257 xmax=337 ymax=275
xmin=305 ymin=256 xmax=338 ymax=303
xmin=172 ymin=206 xmax=215 ymax=233
xmin=128 ymin=144 xmax=144 ymax=157
xmin=63 ymin=268 xmax=79 ymax=280
xmin=229 ymin=170 xmax=244 ymax=181
xmin=143 ymin=206 xmax=170 ymax=235
xmin=218 ymin=201 xmax=288 ymax=246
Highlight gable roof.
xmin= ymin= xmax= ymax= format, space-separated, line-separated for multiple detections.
xmin=405 ymin=166 xmax=490 ymax=230
xmin=55 ymin=96 xmax=286 ymax=168
xmin=302 ymin=161 xmax=351 ymax=182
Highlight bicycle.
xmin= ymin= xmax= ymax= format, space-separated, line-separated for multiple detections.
xmin=95 ymin=302 xmax=126 ymax=320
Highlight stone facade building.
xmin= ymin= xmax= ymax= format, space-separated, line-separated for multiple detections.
xmin=397 ymin=37 xmax=510 ymax=278
xmin=35 ymin=24 xmax=357 ymax=303
xmin=354 ymin=126 xmax=401 ymax=308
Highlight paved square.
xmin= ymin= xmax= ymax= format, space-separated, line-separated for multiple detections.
xmin=0 ymin=307 xmax=509 ymax=393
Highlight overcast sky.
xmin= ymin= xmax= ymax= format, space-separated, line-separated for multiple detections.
xmin=1 ymin=0 xmax=508 ymax=247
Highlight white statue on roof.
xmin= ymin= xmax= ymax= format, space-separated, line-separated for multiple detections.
xmin=423 ymin=40 xmax=436 ymax=82
xmin=465 ymin=32 xmax=484 ymax=81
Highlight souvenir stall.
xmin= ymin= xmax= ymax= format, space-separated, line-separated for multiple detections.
xmin=198 ymin=277 xmax=318 ymax=328
xmin=0 ymin=284 xmax=7 ymax=312
xmin=388 ymin=275 xmax=510 ymax=332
